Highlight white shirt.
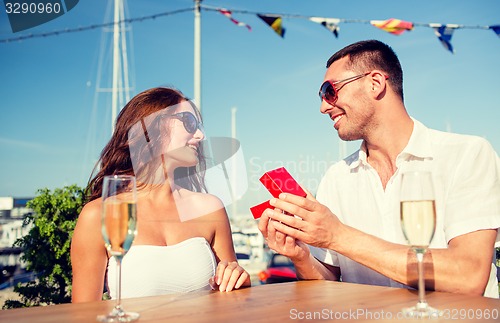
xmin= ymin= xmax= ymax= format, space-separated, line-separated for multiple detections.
xmin=310 ymin=119 xmax=500 ymax=298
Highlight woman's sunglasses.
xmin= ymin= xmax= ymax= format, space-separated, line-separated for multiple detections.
xmin=318 ymin=72 xmax=370 ymax=105
xmin=170 ymin=111 xmax=203 ymax=134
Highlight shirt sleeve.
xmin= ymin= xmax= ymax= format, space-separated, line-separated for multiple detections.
xmin=309 ymin=166 xmax=342 ymax=266
xmin=444 ymin=138 xmax=500 ymax=244
xmin=308 ymin=245 xmax=340 ymax=266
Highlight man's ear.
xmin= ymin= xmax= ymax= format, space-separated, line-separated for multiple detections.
xmin=368 ymin=70 xmax=389 ymax=99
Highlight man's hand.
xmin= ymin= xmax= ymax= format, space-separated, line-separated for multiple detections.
xmin=262 ymin=192 xmax=344 ymax=251
xmin=258 ymin=207 xmax=310 ymax=261
xmin=257 ymin=194 xmax=342 ymax=282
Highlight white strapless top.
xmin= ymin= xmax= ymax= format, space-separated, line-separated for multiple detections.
xmin=107 ymin=237 xmax=216 ymax=299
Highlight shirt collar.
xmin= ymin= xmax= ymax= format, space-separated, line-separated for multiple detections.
xmin=399 ymin=118 xmax=433 ymax=160
xmin=348 ymin=118 xmax=433 ymax=170
xmin=346 ymin=142 xmax=366 ymax=170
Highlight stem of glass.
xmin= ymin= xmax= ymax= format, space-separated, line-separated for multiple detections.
xmin=416 ymin=250 xmax=427 ymax=307
xmin=115 ymin=257 xmax=123 ymax=315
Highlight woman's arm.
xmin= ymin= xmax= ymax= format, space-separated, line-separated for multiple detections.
xmin=206 ymin=196 xmax=251 ymax=292
xmin=70 ymin=200 xmax=109 ymax=302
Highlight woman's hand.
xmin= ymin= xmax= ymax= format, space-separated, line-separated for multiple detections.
xmin=210 ymin=260 xmax=251 ymax=292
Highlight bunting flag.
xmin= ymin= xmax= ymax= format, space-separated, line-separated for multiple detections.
xmin=218 ymin=9 xmax=251 ymax=31
xmin=430 ymin=23 xmax=459 ymax=54
xmin=1 ymin=5 xmax=498 ymax=49
xmin=370 ymin=18 xmax=413 ymax=35
xmin=257 ymin=14 xmax=285 ymax=38
xmin=309 ymin=17 xmax=341 ymax=38
xmin=490 ymin=25 xmax=500 ymax=37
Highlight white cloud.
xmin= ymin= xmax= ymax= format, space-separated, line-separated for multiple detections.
xmin=0 ymin=137 xmax=47 ymax=150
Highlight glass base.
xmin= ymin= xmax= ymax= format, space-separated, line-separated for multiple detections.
xmin=401 ymin=301 xmax=442 ymax=319
xmin=97 ymin=307 xmax=140 ymax=322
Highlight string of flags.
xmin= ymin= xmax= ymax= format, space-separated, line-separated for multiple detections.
xmin=213 ymin=6 xmax=499 ymax=54
xmin=218 ymin=9 xmax=252 ymax=31
xmin=1 ymin=4 xmax=498 ymax=53
xmin=0 ymin=7 xmax=195 ymax=43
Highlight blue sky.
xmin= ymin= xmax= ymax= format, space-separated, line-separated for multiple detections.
xmin=1 ymin=0 xmax=499 ymax=216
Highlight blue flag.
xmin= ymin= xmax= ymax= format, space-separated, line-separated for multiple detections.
xmin=490 ymin=25 xmax=500 ymax=37
xmin=431 ymin=24 xmax=457 ymax=54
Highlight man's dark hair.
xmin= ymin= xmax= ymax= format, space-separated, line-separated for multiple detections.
xmin=327 ymin=40 xmax=404 ymax=101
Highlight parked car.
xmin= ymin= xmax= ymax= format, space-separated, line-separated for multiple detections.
xmin=236 ymin=251 xmax=252 ymax=266
xmin=258 ymin=253 xmax=297 ymax=284
xmin=233 ymin=231 xmax=253 ymax=266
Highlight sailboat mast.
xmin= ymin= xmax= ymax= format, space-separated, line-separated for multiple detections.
xmin=194 ymin=0 xmax=202 ymax=113
xmin=111 ymin=0 xmax=121 ymax=133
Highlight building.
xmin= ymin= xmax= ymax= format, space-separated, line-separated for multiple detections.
xmin=0 ymin=197 xmax=33 ymax=249
xmin=0 ymin=197 xmax=33 ymax=285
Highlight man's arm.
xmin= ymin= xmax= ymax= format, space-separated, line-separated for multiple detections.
xmin=265 ymin=193 xmax=497 ymax=296
xmin=258 ymin=211 xmax=340 ymax=281
xmin=294 ymin=253 xmax=341 ymax=282
xmin=328 ymin=223 xmax=495 ymax=295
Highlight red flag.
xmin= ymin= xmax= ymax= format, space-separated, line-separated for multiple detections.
xmin=218 ymin=9 xmax=251 ymax=31
xmin=371 ymin=18 xmax=413 ymax=35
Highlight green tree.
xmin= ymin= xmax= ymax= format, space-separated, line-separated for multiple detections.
xmin=3 ymin=185 xmax=84 ymax=309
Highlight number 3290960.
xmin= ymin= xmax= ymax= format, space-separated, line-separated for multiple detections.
xmin=5 ymin=2 xmax=61 ymax=14
xmin=442 ymin=308 xmax=498 ymax=320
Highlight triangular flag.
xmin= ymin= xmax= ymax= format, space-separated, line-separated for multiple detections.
xmin=257 ymin=14 xmax=285 ymax=38
xmin=489 ymin=25 xmax=500 ymax=37
xmin=309 ymin=17 xmax=341 ymax=38
xmin=218 ymin=9 xmax=251 ymax=31
xmin=430 ymin=23 xmax=459 ymax=54
xmin=370 ymin=18 xmax=413 ymax=35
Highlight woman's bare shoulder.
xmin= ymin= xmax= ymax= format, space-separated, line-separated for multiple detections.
xmin=77 ymin=199 xmax=102 ymax=224
xmin=195 ymin=191 xmax=224 ymax=208
xmin=177 ymin=189 xmax=227 ymax=220
xmin=178 ymin=189 xmax=223 ymax=207
xmin=72 ymin=199 xmax=105 ymax=253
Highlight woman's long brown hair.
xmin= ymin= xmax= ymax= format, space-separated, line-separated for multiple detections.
xmin=84 ymin=87 xmax=207 ymax=204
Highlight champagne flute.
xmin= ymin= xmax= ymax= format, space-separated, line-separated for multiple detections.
xmin=97 ymin=175 xmax=139 ymax=322
xmin=400 ymin=171 xmax=442 ymax=318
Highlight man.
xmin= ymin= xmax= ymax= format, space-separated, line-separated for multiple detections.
xmin=258 ymin=40 xmax=500 ymax=297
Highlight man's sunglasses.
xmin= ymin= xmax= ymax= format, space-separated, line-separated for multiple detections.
xmin=319 ymin=72 xmax=371 ymax=105
xmin=170 ymin=111 xmax=203 ymax=134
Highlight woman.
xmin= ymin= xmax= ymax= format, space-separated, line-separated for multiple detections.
xmin=71 ymin=87 xmax=250 ymax=302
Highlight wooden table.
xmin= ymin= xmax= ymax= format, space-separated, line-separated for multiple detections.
xmin=1 ymin=280 xmax=499 ymax=322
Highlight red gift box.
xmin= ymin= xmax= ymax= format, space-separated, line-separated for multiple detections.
xmin=250 ymin=200 xmax=272 ymax=219
xmin=250 ymin=167 xmax=306 ymax=219
xmin=259 ymin=167 xmax=306 ymax=198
